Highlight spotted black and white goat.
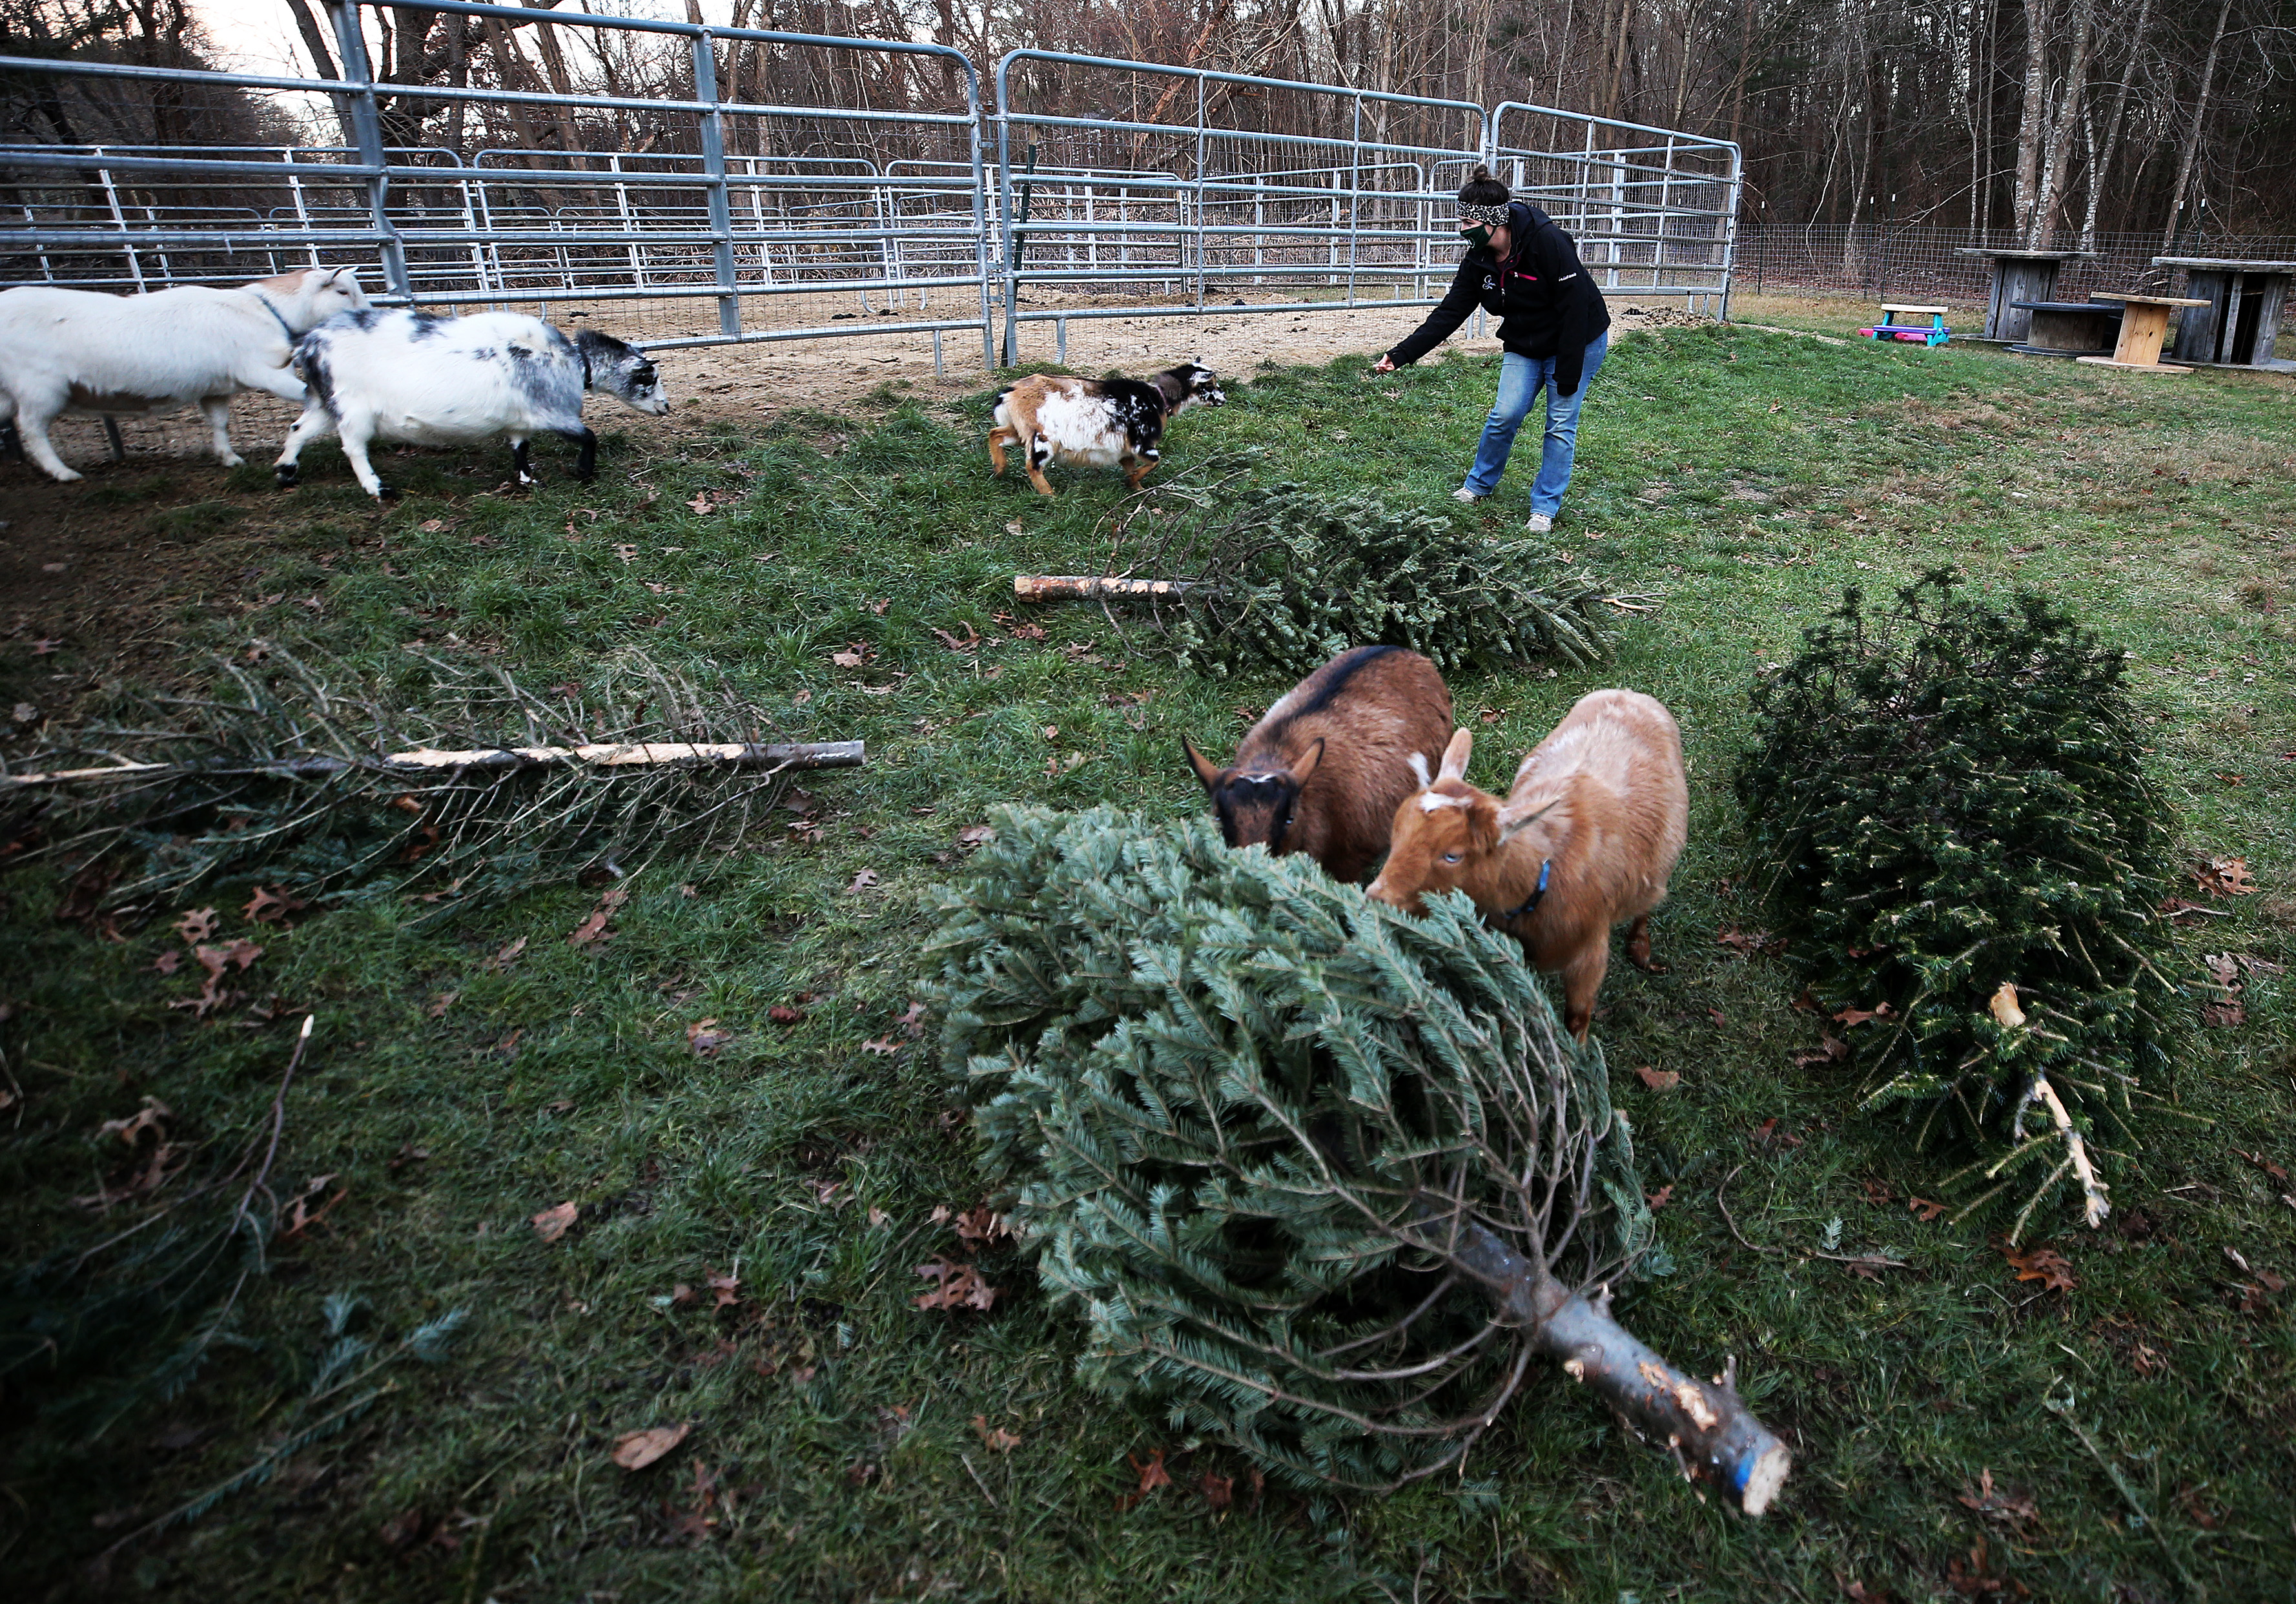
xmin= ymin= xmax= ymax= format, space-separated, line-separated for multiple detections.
xmin=0 ymin=267 xmax=369 ymax=482
xmin=272 ymin=309 xmax=668 ymax=500
xmin=987 ymin=360 xmax=1224 ymax=496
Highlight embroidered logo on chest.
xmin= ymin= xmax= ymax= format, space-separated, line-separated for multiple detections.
xmin=1482 ymin=276 xmax=1497 ymax=291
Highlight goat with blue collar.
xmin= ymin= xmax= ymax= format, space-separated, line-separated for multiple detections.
xmin=0 ymin=267 xmax=369 ymax=482
xmin=1368 ymin=690 xmax=1688 ymax=1041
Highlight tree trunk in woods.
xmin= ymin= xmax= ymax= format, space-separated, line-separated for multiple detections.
xmin=2011 ymin=0 xmax=2049 ymax=241
xmin=2025 ymin=0 xmax=2092 ymax=249
xmin=2080 ymin=0 xmax=2149 ymax=253
xmin=2161 ymin=0 xmax=2232 ymax=252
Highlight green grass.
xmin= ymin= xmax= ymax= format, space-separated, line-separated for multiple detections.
xmin=3 ymin=327 xmax=2293 ymax=1601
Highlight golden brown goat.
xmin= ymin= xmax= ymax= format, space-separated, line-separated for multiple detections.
xmin=1366 ymin=690 xmax=1688 ymax=1040
xmin=1184 ymin=645 xmax=1453 ymax=884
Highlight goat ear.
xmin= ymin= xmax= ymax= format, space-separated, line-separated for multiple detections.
xmin=1496 ymin=798 xmax=1557 ymax=845
xmin=1182 ymin=737 xmax=1224 ymax=793
xmin=1437 ymin=728 xmax=1473 ymax=783
xmin=1290 ymin=737 xmax=1324 ymax=785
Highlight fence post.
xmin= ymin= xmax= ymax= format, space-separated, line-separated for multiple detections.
xmin=323 ymin=0 xmax=410 ymax=300
xmin=1718 ymin=141 xmax=1743 ymax=322
xmin=688 ymin=31 xmax=741 ymax=338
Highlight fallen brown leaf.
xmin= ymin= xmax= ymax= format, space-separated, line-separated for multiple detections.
xmin=2192 ymin=857 xmax=2256 ymax=898
xmin=686 ymin=1019 xmax=733 ymax=1056
xmin=1909 ymin=1196 xmax=1948 ymax=1222
xmin=912 ymin=1257 xmax=998 ymax=1311
xmin=568 ymin=885 xmax=628 ymax=945
xmin=768 ymin=1003 xmax=805 ymax=1025
xmin=174 ymin=907 xmax=219 ymax=942
xmin=954 ymin=1206 xmax=1010 ymax=1244
xmin=1645 ymin=1184 xmax=1674 ymax=1210
xmin=845 ymin=869 xmax=880 ymax=894
xmin=1632 ymin=1064 xmax=1679 ymax=1091
xmin=956 ymin=824 xmax=996 ymax=849
xmin=1957 ymin=1467 xmax=2038 ymax=1525
xmin=707 ymin=1270 xmax=740 ymax=1309
xmin=1198 ymin=1471 xmax=1233 ymax=1510
xmin=971 ymin=1414 xmax=1022 ymax=1452
xmin=152 ymin=950 xmax=181 ymax=975
xmin=532 ymin=1201 xmax=579 ymax=1242
xmin=242 ymin=886 xmax=308 ymax=925
xmin=1999 ymin=1239 xmax=2075 ymax=1292
xmin=486 ymin=936 xmax=528 ymax=971
xmin=611 ymin=1422 xmax=692 ymax=1470
xmin=1132 ymin=1448 xmax=1173 ymax=1494
xmin=1789 ymin=1033 xmax=1849 ymax=1067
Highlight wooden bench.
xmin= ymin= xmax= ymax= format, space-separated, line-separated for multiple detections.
xmin=2007 ymin=300 xmax=2122 ymax=358
xmin=1860 ymin=303 xmax=1953 ymax=346
xmin=2078 ymin=293 xmax=2210 ymax=373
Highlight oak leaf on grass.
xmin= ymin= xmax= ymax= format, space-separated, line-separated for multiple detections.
xmin=611 ymin=1422 xmax=692 ymax=1470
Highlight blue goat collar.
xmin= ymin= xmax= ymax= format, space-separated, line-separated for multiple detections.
xmin=1496 ymin=859 xmax=1552 ymax=924
xmin=248 ymin=289 xmax=298 ymax=344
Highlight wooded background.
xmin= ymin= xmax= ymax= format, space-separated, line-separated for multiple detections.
xmin=3 ymin=0 xmax=2291 ymax=246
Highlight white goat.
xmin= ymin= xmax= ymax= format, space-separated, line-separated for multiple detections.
xmin=0 ymin=267 xmax=369 ymax=482
xmin=272 ymin=310 xmax=669 ymax=500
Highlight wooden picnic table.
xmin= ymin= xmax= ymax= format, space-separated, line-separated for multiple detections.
xmin=2007 ymin=300 xmax=2122 ymax=358
xmin=2078 ymin=293 xmax=2209 ymax=373
xmin=1954 ymin=248 xmax=2093 ymax=343
xmin=2154 ymin=257 xmax=2296 ymax=370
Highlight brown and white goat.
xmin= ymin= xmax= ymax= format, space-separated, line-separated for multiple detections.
xmin=987 ymin=361 xmax=1224 ymax=495
xmin=1366 ymin=690 xmax=1688 ymax=1040
xmin=1184 ymin=644 xmax=1452 ymax=884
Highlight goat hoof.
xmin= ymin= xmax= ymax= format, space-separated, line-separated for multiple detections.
xmin=273 ymin=464 xmax=298 ymax=488
xmin=376 ymin=483 xmax=400 ymax=502
xmin=1630 ymin=958 xmax=1670 ymax=976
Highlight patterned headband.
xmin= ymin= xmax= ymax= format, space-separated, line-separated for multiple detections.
xmin=1459 ymin=200 xmax=1510 ymax=228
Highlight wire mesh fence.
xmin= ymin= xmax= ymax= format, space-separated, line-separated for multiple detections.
xmin=1735 ymin=225 xmax=2296 ymax=311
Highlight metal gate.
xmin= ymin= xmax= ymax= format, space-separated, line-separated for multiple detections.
xmin=1 ymin=6 xmax=1741 ymax=372
xmin=1489 ymin=102 xmax=1741 ymax=317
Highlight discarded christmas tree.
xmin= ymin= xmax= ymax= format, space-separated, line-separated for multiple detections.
xmin=2 ymin=646 xmax=857 ymax=918
xmin=1016 ymin=484 xmax=1638 ymax=679
xmin=1736 ymin=571 xmax=2181 ymax=1238
xmin=928 ymin=806 xmax=1790 ymax=1512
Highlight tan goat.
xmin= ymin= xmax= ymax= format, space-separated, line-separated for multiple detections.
xmin=1366 ymin=690 xmax=1688 ymax=1040
xmin=1184 ymin=645 xmax=1453 ymax=884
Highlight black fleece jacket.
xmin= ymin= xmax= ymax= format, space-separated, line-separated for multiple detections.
xmin=1385 ymin=201 xmax=1610 ymax=395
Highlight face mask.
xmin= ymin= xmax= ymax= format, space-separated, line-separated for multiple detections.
xmin=1459 ymin=223 xmax=1494 ymax=251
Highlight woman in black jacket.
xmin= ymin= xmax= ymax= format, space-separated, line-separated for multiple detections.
xmin=1374 ymin=166 xmax=1610 ymax=533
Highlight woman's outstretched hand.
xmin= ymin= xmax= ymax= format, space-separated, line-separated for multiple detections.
xmin=1371 ymin=354 xmax=1395 ymax=374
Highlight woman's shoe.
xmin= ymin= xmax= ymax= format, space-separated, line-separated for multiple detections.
xmin=1524 ymin=511 xmax=1554 ymax=533
xmin=1451 ymin=488 xmax=1486 ymax=504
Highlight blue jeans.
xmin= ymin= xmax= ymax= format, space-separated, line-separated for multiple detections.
xmin=1461 ymin=329 xmax=1608 ymax=515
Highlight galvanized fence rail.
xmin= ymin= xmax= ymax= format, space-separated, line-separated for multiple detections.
xmin=2 ymin=1 xmax=1745 ymax=376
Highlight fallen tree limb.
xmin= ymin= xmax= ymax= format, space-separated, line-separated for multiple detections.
xmin=1013 ymin=574 xmax=1203 ymax=600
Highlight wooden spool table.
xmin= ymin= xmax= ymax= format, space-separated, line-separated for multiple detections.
xmin=2154 ymin=257 xmax=2296 ymax=371
xmin=1954 ymin=248 xmax=2093 ymax=343
xmin=2006 ymin=300 xmax=2122 ymax=358
xmin=2076 ymin=294 xmax=2209 ymax=373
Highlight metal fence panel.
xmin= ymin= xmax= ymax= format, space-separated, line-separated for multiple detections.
xmin=1 ymin=0 xmax=998 ymax=367
xmin=1488 ymin=102 xmax=1740 ymax=315
xmin=990 ymin=51 xmax=1495 ymax=364
xmin=4 ymin=12 xmax=1749 ymax=373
